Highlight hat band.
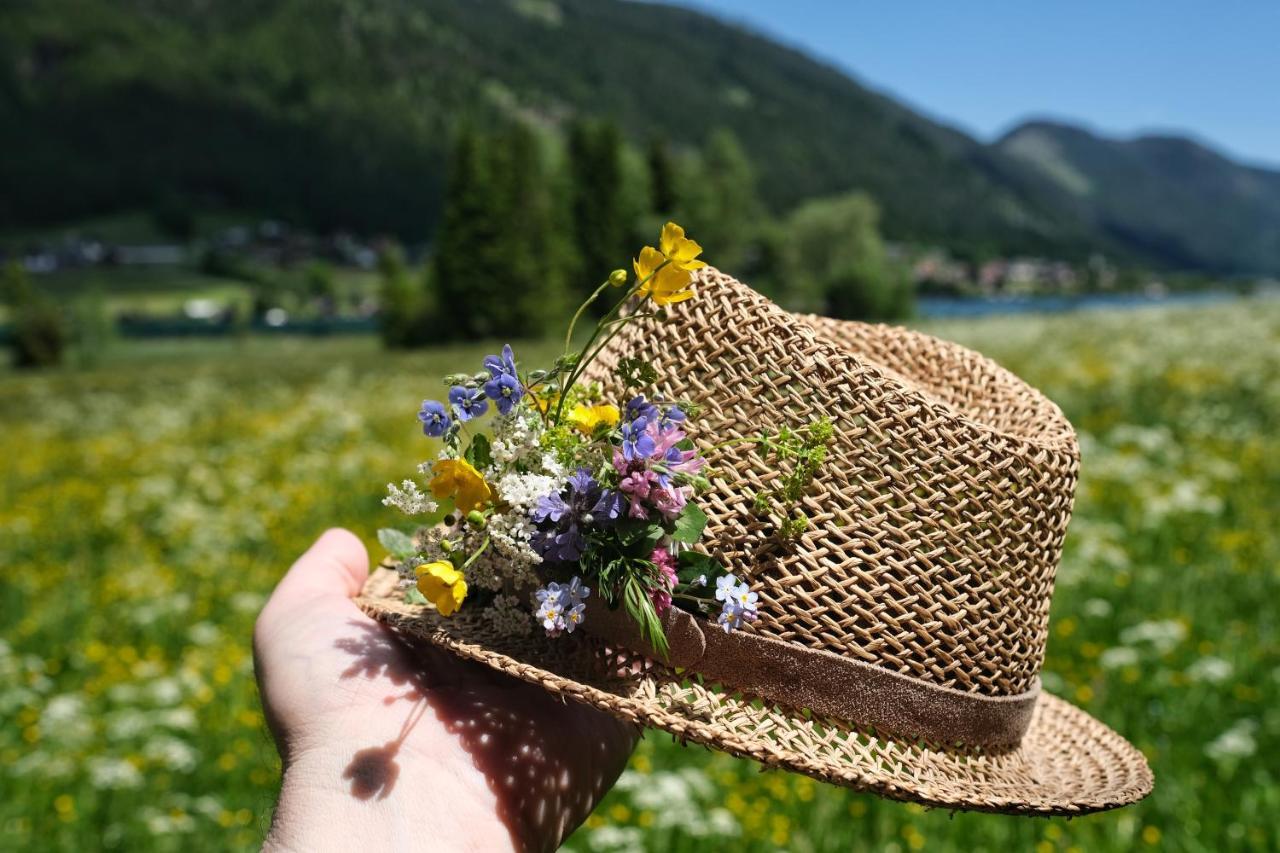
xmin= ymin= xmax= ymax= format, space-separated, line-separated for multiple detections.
xmin=583 ymin=598 xmax=1040 ymax=749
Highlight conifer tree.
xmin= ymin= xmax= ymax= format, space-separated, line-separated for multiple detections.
xmin=567 ymin=119 xmax=628 ymax=303
xmin=646 ymin=136 xmax=679 ymax=217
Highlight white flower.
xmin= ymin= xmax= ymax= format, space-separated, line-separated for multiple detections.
xmin=1099 ymin=646 xmax=1140 ymax=670
xmin=1186 ymin=656 xmax=1233 ymax=684
xmin=89 ymin=757 xmax=144 ymax=789
xmin=382 ymin=479 xmax=437 ymax=516
xmin=1205 ymin=719 xmax=1258 ymax=762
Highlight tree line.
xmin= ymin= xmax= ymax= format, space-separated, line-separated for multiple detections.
xmin=381 ymin=119 xmax=912 ymax=348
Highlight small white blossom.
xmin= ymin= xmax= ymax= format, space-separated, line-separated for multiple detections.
xmin=382 ymin=480 xmax=437 ymax=516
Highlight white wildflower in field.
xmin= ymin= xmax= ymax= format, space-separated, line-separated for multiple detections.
xmin=1119 ymin=619 xmax=1187 ymax=654
xmin=187 ymin=621 xmax=221 ymax=646
xmin=1205 ymin=719 xmax=1258 ymax=763
xmin=1083 ymin=598 xmax=1113 ymax=618
xmin=1099 ymin=647 xmax=1141 ymax=670
xmin=143 ymin=736 xmax=199 ymax=772
xmin=1186 ymin=656 xmax=1234 ymax=684
xmin=88 ymin=757 xmax=144 ymax=790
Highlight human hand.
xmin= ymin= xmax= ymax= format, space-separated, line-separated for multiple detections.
xmin=253 ymin=529 xmax=640 ymax=852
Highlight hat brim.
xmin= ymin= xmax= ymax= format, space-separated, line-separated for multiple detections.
xmin=356 ymin=569 xmax=1153 ymax=816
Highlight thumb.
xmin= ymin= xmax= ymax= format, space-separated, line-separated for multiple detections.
xmin=271 ymin=527 xmax=371 ymax=603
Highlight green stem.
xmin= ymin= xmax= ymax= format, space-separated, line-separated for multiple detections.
xmin=460 ymin=536 xmax=491 ymax=570
xmin=564 ymin=277 xmax=615 ymax=356
xmin=552 ymin=264 xmax=666 ymax=424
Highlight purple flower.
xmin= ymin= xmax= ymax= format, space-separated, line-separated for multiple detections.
xmin=626 ymin=395 xmax=684 ymax=432
xmin=535 ymin=577 xmax=591 ymax=636
xmin=449 ymin=385 xmax=488 ymax=421
xmin=625 ymin=395 xmax=659 ymax=424
xmin=716 ymin=575 xmax=759 ymax=633
xmin=649 ymin=424 xmax=706 ymax=487
xmin=417 ymin=400 xmax=452 ymax=437
xmin=620 ymin=417 xmax=656 ymax=461
xmin=483 ymin=345 xmax=524 ymax=415
xmin=484 ymin=344 xmax=518 ymax=380
xmin=530 ymin=469 xmax=621 ymax=562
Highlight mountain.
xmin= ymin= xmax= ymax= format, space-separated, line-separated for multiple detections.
xmin=2 ymin=0 xmax=1277 ymax=274
xmin=995 ymin=121 xmax=1280 ymax=274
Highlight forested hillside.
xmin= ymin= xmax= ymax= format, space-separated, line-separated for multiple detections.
xmin=3 ymin=0 xmax=1279 ymax=272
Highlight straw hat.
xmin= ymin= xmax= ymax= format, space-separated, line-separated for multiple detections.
xmin=357 ymin=268 xmax=1153 ymax=815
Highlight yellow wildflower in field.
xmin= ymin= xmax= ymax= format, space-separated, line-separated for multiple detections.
xmin=567 ymin=403 xmax=621 ymax=435
xmin=659 ymin=221 xmax=707 ymax=271
xmin=633 ymin=246 xmax=695 ymax=306
xmin=416 ymin=561 xmax=468 ymax=616
xmin=429 ymin=458 xmax=492 ymax=512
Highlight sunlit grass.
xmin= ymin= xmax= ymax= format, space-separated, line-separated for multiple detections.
xmin=2 ymin=299 xmax=1277 ymax=851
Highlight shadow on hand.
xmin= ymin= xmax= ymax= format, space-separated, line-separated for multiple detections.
xmin=335 ymin=620 xmax=639 ymax=851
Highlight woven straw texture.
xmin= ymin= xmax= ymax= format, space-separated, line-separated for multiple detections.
xmin=357 ymin=268 xmax=1153 ymax=814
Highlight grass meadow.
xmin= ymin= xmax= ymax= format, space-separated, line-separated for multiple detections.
xmin=2 ymin=297 xmax=1277 ymax=851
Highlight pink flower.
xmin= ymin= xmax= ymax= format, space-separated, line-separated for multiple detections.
xmin=651 ymin=484 xmax=691 ymax=519
xmin=647 ymin=422 xmax=707 ymax=484
xmin=650 ymin=547 xmax=678 ymax=615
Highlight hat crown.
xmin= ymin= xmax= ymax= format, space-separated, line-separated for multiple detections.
xmin=586 ymin=269 xmax=1078 ymax=697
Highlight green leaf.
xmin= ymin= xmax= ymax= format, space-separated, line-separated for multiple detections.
xmin=623 ymin=575 xmax=669 ymax=659
xmin=404 ymin=587 xmax=427 ymax=605
xmin=670 ymin=503 xmax=708 ymax=545
xmin=377 ymin=528 xmax=417 ymax=559
xmin=464 ymin=433 xmax=493 ymax=470
xmin=676 ymin=550 xmax=719 ymax=581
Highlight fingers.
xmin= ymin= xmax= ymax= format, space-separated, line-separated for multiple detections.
xmin=273 ymin=528 xmax=371 ymax=603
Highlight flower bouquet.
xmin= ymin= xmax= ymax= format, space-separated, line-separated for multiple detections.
xmin=380 ymin=223 xmax=830 ymax=655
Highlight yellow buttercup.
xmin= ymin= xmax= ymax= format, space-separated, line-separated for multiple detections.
xmin=416 ymin=561 xmax=468 ymax=616
xmin=567 ymin=403 xmax=621 ymax=435
xmin=429 ymin=458 xmax=492 ymax=513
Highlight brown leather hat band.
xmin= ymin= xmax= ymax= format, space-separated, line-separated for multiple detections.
xmin=583 ymin=598 xmax=1040 ymax=748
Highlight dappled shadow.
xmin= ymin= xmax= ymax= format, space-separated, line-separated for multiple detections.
xmin=334 ymin=619 xmax=639 ymax=851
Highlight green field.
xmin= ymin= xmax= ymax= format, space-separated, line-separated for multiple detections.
xmin=2 ymin=298 xmax=1277 ymax=851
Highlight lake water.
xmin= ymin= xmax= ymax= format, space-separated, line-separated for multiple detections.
xmin=916 ymin=288 xmax=1265 ymax=318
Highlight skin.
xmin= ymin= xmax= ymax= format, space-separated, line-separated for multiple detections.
xmin=253 ymin=529 xmax=640 ymax=852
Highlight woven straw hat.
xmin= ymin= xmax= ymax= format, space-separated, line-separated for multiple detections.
xmin=358 ymin=268 xmax=1153 ymax=815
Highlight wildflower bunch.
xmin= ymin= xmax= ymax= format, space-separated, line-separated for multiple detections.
xmin=380 ymin=222 xmax=817 ymax=655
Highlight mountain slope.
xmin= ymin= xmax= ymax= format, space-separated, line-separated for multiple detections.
xmin=996 ymin=121 xmax=1280 ymax=273
xmin=0 ymin=0 xmax=1088 ymax=253
xmin=2 ymin=0 xmax=1277 ymax=273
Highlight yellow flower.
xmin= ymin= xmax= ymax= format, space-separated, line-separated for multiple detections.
xmin=567 ymin=403 xmax=621 ymax=435
xmin=416 ymin=560 xmax=467 ymax=616
xmin=633 ymin=245 xmax=695 ymax=306
xmin=659 ymin=221 xmax=707 ymax=271
xmin=526 ymin=386 xmax=561 ymax=416
xmin=429 ymin=458 xmax=492 ymax=512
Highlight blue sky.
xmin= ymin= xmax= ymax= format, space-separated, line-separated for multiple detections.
xmin=678 ymin=1 xmax=1280 ymax=168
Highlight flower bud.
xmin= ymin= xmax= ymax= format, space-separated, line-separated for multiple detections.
xmin=466 ymin=510 xmax=487 ymax=528
xmin=608 ymin=269 xmax=628 ymax=287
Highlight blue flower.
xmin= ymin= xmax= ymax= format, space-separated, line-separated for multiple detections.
xmin=626 ymin=395 xmax=684 ymax=431
xmin=625 ymin=395 xmax=659 ymax=424
xmin=620 ymin=417 xmax=656 ymax=461
xmin=714 ymin=574 xmax=759 ymax=633
xmin=417 ymin=400 xmax=452 ymax=437
xmin=484 ymin=343 xmax=518 ymax=380
xmin=483 ymin=345 xmax=524 ymax=415
xmin=530 ymin=470 xmax=621 ymax=562
xmin=449 ymin=385 xmax=489 ymax=421
xmin=535 ymin=577 xmax=591 ymax=636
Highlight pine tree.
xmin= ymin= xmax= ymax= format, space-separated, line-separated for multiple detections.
xmin=568 ymin=119 xmax=628 ymax=303
xmin=431 ymin=124 xmax=502 ymax=339
xmin=647 ymin=136 xmax=679 ymax=217
xmin=677 ymin=129 xmax=764 ymax=273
